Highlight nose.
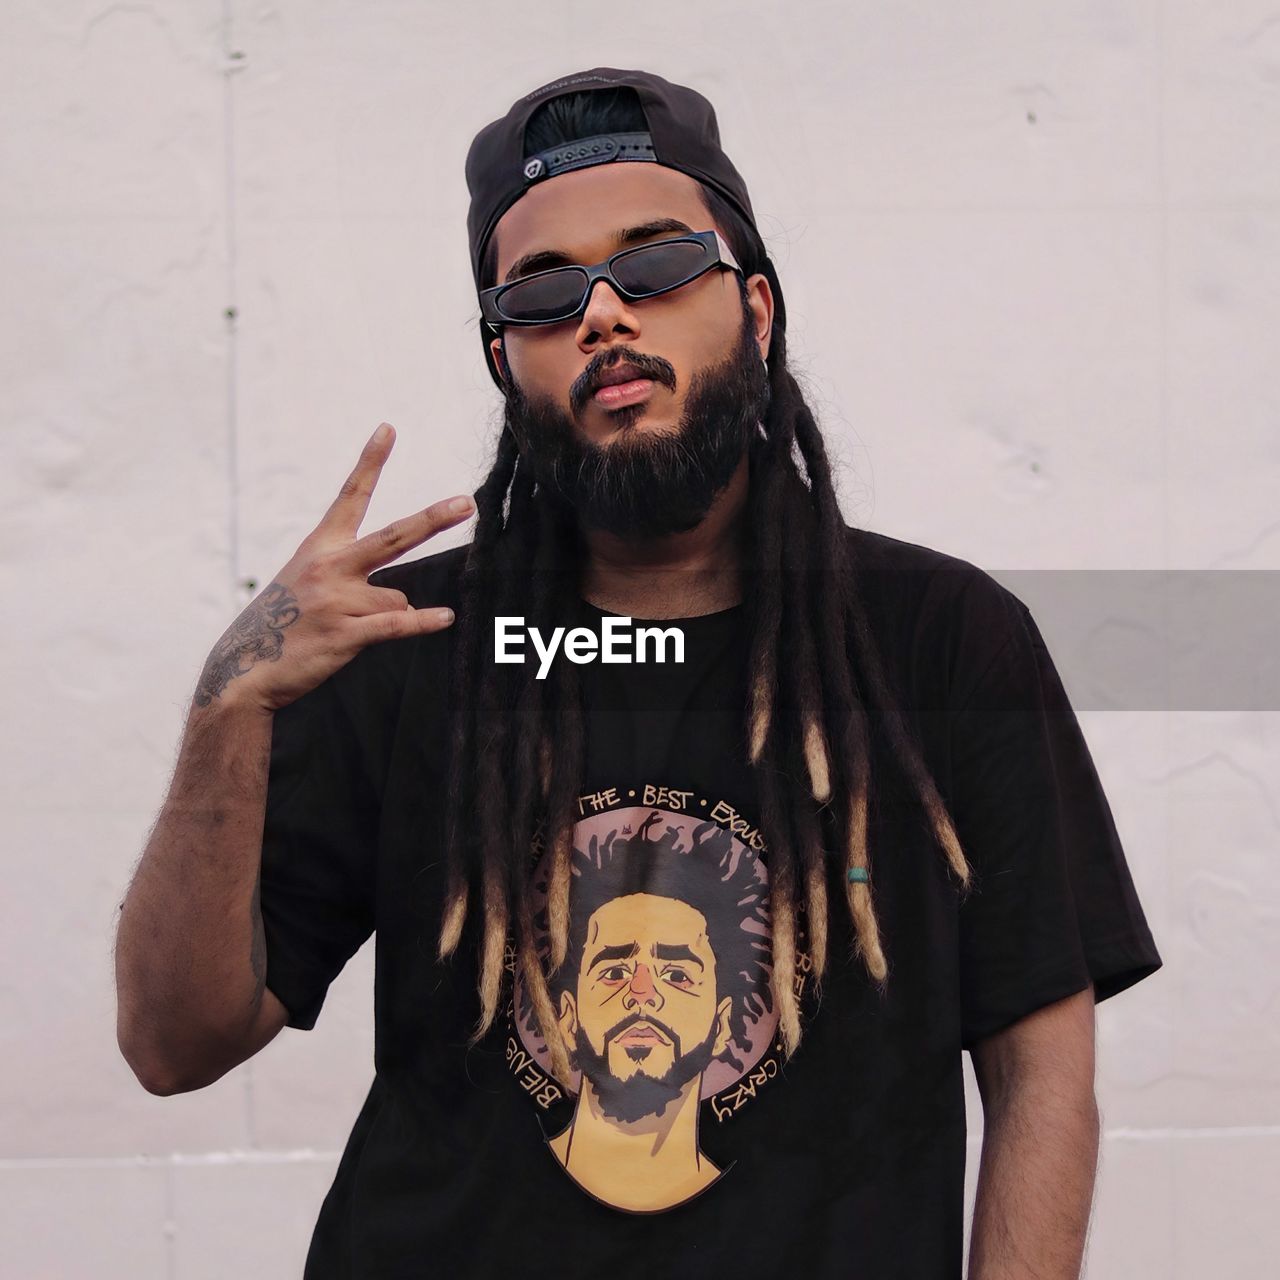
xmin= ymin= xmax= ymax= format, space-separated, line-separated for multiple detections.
xmin=625 ymin=962 xmax=662 ymax=1009
xmin=575 ymin=276 xmax=641 ymax=350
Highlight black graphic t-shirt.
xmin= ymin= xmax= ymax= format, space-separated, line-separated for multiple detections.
xmin=258 ymin=526 xmax=1162 ymax=1279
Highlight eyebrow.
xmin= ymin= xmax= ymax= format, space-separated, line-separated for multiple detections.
xmin=503 ymin=217 xmax=697 ymax=284
xmin=586 ymin=939 xmax=706 ymax=973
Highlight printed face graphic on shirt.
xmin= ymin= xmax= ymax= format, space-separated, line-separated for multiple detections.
xmin=558 ymin=892 xmax=734 ymax=1125
xmin=508 ymin=800 xmax=794 ymax=1214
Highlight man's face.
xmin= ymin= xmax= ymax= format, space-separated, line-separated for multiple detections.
xmin=562 ymin=892 xmax=733 ymax=1124
xmin=487 ymin=164 xmax=773 ymax=538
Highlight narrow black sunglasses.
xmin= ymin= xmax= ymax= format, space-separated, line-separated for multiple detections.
xmin=479 ymin=228 xmax=743 ymax=331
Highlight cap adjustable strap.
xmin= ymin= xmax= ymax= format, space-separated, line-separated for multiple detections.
xmin=521 ymin=132 xmax=656 ymax=184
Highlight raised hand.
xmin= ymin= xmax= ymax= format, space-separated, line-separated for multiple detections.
xmin=196 ymin=423 xmax=473 ymax=713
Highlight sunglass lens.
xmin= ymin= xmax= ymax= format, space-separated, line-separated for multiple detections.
xmin=500 ymin=269 xmax=587 ymax=323
xmin=613 ymin=240 xmax=708 ymax=295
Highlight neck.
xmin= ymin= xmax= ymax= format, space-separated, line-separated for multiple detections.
xmin=578 ymin=452 xmax=750 ymax=620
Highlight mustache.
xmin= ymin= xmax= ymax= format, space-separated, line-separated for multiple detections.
xmin=606 ymin=1010 xmax=679 ymax=1049
xmin=569 ymin=350 xmax=677 ymax=415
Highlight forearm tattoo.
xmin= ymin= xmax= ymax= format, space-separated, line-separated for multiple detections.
xmin=195 ymin=582 xmax=301 ymax=706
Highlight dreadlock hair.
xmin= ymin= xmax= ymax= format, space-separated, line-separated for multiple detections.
xmin=440 ymin=86 xmax=973 ymax=1085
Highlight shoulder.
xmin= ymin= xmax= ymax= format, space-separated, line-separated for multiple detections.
xmin=844 ymin=525 xmax=1032 ymax=699
xmin=847 ymin=525 xmax=1025 ymax=621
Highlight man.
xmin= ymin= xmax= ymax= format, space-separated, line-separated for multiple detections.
xmin=525 ymin=806 xmax=773 ymax=1211
xmin=116 ymin=68 xmax=1162 ymax=1278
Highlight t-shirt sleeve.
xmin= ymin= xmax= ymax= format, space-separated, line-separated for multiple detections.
xmin=947 ymin=581 xmax=1163 ymax=1051
xmin=259 ymin=648 xmax=383 ymax=1031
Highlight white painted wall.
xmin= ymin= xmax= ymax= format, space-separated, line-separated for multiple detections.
xmin=2 ymin=2 xmax=1275 ymax=1275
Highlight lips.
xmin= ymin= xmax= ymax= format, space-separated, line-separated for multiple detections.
xmin=593 ymin=378 xmax=654 ymax=408
xmin=617 ymin=1022 xmax=667 ymax=1044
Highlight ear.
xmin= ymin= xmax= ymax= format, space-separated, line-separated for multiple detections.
xmin=489 ymin=335 xmax=509 ymax=384
xmin=744 ymin=272 xmax=774 ymax=363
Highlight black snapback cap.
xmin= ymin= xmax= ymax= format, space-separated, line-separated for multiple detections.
xmin=465 ymin=67 xmax=785 ymax=388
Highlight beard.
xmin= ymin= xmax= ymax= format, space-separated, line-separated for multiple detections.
xmin=501 ymin=293 xmax=771 ymax=540
xmin=571 ymin=1016 xmax=721 ymax=1124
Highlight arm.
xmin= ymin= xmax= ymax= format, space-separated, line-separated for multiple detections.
xmin=114 ymin=689 xmax=290 ymax=1095
xmin=967 ymin=985 xmax=1100 ymax=1280
xmin=114 ymin=426 xmax=471 ymax=1096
